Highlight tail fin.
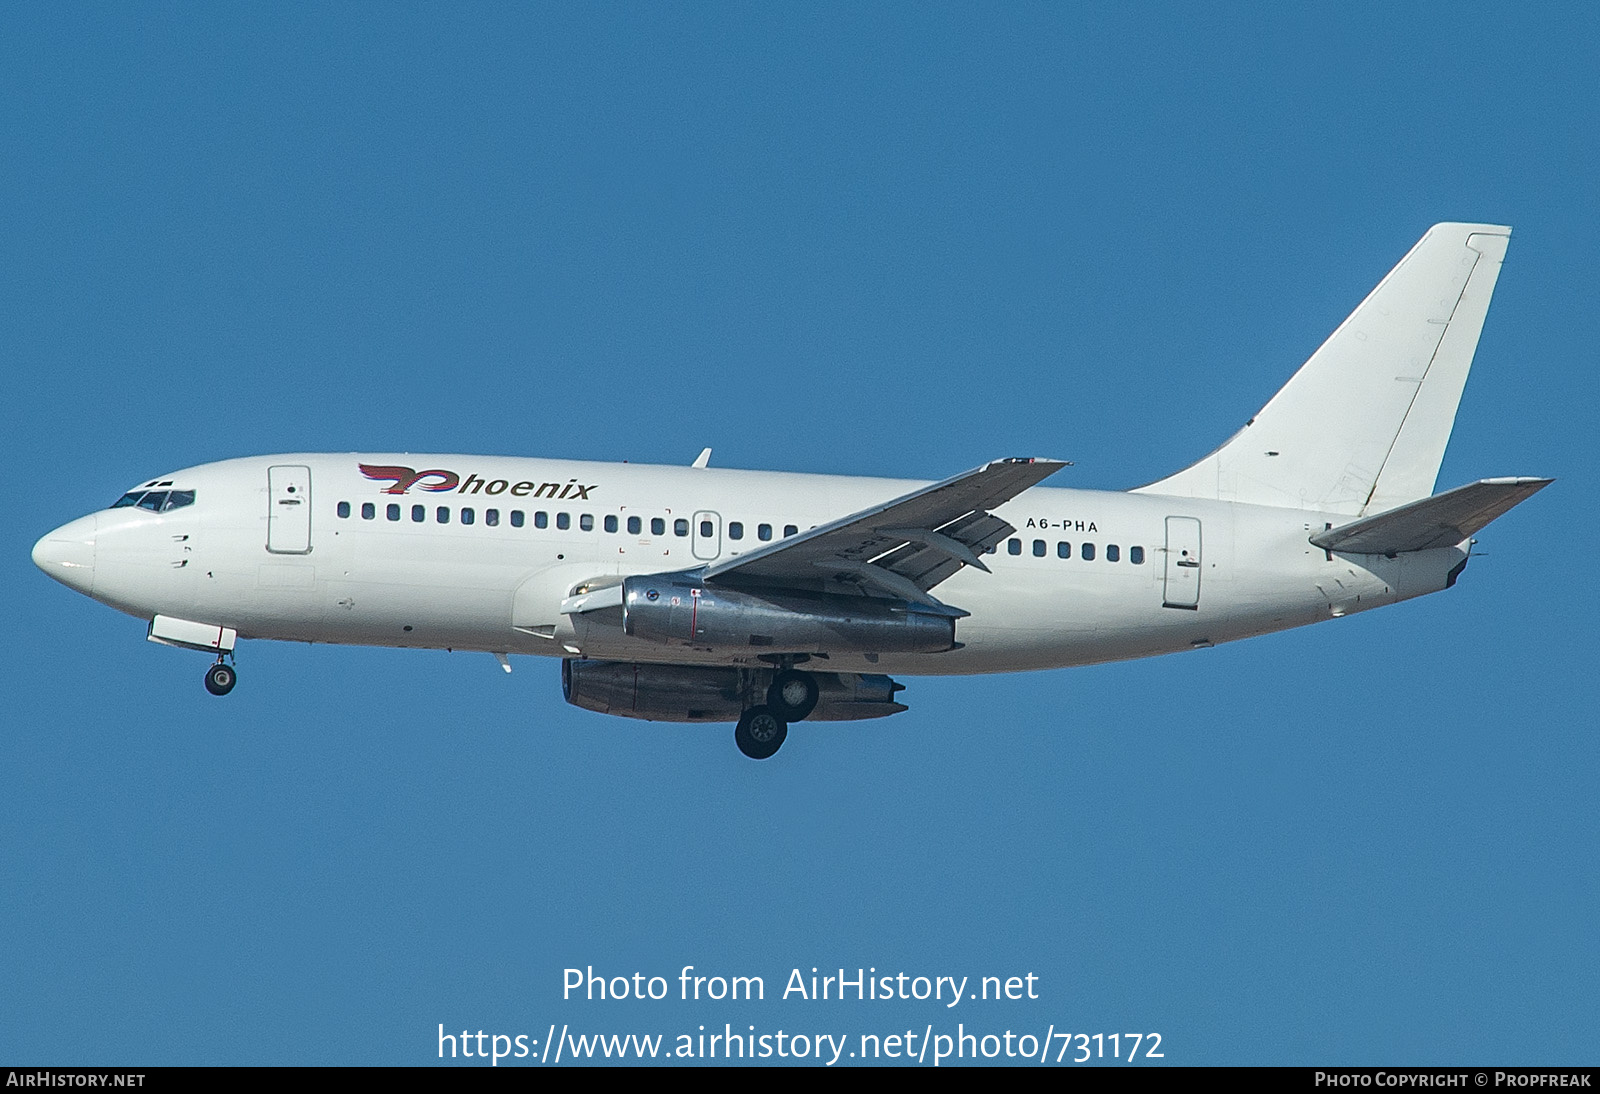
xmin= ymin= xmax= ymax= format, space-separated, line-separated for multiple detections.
xmin=1134 ymin=223 xmax=1512 ymax=515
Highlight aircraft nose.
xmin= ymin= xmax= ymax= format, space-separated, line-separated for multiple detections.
xmin=32 ymin=514 xmax=98 ymax=594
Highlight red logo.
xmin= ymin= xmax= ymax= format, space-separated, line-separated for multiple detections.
xmin=358 ymin=464 xmax=461 ymax=494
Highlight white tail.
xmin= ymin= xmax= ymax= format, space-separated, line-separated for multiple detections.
xmin=1135 ymin=223 xmax=1512 ymax=515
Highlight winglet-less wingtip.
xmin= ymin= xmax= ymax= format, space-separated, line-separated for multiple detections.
xmin=998 ymin=456 xmax=1073 ymax=468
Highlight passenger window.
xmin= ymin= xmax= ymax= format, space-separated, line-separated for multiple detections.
xmin=784 ymin=525 xmax=797 ymax=537
xmin=556 ymin=512 xmax=570 ymax=530
xmin=1130 ymin=545 xmax=1145 ymax=565
xmin=1081 ymin=542 xmax=1096 ymax=561
xmin=700 ymin=520 xmax=713 ymax=537
xmin=729 ymin=522 xmax=744 ymax=540
xmin=1007 ymin=539 xmax=1021 ymax=555
xmin=485 ymin=509 xmax=499 ymax=527
xmin=437 ymin=507 xmax=450 ymax=523
xmin=510 ymin=511 xmax=525 ymax=528
xmin=1057 ymin=541 xmax=1070 ymax=559
xmin=628 ymin=516 xmax=642 ymax=535
xmin=461 ymin=508 xmax=475 ymax=525
xmin=1107 ymin=544 xmax=1120 ymax=562
xmin=165 ymin=490 xmax=195 ymax=511
xmin=136 ymin=491 xmax=168 ymax=512
xmin=758 ymin=524 xmax=772 ymax=541
xmin=387 ymin=504 xmax=400 ymax=521
xmin=337 ymin=501 xmax=351 ymax=519
xmin=535 ymin=511 xmax=548 ymax=529
xmin=674 ymin=518 xmax=689 ymax=537
xmin=651 ymin=517 xmax=665 ymax=536
xmin=1033 ymin=539 xmax=1046 ymax=557
xmin=580 ymin=514 xmax=594 ymax=532
xmin=362 ymin=502 xmax=375 ymax=520
xmin=604 ymin=515 xmax=618 ymax=533
xmin=412 ymin=505 xmax=425 ymax=522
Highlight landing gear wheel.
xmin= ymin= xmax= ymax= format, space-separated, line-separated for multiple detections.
xmin=734 ymin=705 xmax=788 ymax=760
xmin=204 ymin=662 xmax=237 ymax=696
xmin=766 ymin=670 xmax=819 ymax=721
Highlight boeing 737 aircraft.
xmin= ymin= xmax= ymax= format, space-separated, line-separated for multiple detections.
xmin=33 ymin=223 xmax=1549 ymax=758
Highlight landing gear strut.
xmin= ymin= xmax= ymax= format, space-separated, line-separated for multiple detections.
xmin=204 ymin=658 xmax=237 ymax=697
xmin=734 ymin=705 xmax=787 ymax=760
xmin=732 ymin=669 xmax=821 ymax=758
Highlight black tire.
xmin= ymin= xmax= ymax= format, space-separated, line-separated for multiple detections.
xmin=766 ymin=670 xmax=819 ymax=721
xmin=734 ymin=705 xmax=788 ymax=760
xmin=204 ymin=662 xmax=237 ymax=696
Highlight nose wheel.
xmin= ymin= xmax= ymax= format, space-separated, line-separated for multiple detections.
xmin=204 ymin=659 xmax=237 ymax=696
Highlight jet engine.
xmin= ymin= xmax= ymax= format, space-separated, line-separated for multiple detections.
xmin=620 ymin=575 xmax=956 ymax=654
xmin=561 ymin=660 xmax=907 ymax=723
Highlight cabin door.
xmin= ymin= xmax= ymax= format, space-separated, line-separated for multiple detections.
xmin=1163 ymin=516 xmax=1202 ymax=609
xmin=267 ymin=465 xmax=313 ymax=554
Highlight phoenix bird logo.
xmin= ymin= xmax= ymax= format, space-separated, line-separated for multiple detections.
xmin=358 ymin=464 xmax=461 ymax=494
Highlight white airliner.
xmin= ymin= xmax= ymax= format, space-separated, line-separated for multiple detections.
xmin=33 ymin=223 xmax=1549 ymax=758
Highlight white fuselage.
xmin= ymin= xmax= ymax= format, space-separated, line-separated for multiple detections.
xmin=35 ymin=453 xmax=1467 ymax=675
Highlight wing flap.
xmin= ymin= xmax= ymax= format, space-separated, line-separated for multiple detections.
xmin=1309 ymin=477 xmax=1552 ymax=555
xmin=702 ymin=457 xmax=1067 ymax=597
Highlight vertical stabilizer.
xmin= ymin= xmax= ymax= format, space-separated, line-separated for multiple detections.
xmin=1134 ymin=224 xmax=1511 ymax=515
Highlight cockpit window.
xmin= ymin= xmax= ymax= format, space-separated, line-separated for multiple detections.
xmin=110 ymin=489 xmax=195 ymax=512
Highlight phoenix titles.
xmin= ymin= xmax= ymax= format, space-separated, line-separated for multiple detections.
xmin=358 ymin=463 xmax=597 ymax=500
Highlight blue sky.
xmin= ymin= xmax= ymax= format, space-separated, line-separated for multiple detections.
xmin=3 ymin=3 xmax=1594 ymax=1065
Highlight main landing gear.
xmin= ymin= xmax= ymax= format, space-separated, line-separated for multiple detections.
xmin=204 ymin=656 xmax=237 ymax=696
xmin=733 ymin=670 xmax=821 ymax=760
xmin=767 ymin=669 xmax=819 ymax=721
xmin=734 ymin=706 xmax=787 ymax=760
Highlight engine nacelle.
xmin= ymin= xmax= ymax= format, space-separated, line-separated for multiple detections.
xmin=562 ymin=660 xmax=908 ymax=723
xmin=620 ymin=575 xmax=956 ymax=654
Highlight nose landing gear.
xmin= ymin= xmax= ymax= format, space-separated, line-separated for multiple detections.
xmin=204 ymin=658 xmax=237 ymax=696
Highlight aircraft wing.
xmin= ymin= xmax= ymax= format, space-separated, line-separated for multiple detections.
xmin=700 ymin=457 xmax=1068 ymax=610
xmin=1309 ymin=477 xmax=1552 ymax=556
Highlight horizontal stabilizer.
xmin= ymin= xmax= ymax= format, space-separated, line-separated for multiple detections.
xmin=1309 ymin=477 xmax=1552 ymax=556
